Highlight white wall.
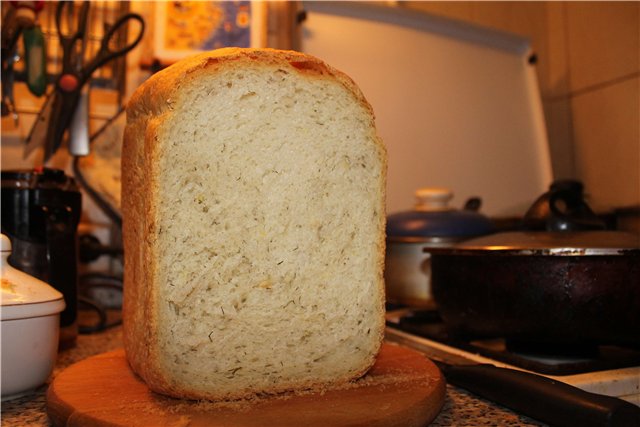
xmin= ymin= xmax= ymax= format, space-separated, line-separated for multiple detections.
xmin=301 ymin=2 xmax=552 ymax=217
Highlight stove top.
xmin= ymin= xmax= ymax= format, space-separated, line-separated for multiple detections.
xmin=390 ymin=308 xmax=640 ymax=376
xmin=385 ymin=306 xmax=640 ymax=405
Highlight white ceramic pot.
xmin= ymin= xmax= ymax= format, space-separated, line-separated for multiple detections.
xmin=385 ymin=188 xmax=494 ymax=307
xmin=1 ymin=234 xmax=65 ymax=400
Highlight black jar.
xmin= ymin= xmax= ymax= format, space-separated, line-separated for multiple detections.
xmin=1 ymin=168 xmax=82 ymax=349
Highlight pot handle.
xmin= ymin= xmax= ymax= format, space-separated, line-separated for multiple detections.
xmin=463 ymin=197 xmax=482 ymax=212
xmin=547 ymin=189 xmax=606 ymax=231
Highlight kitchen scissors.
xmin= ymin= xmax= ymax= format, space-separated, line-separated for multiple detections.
xmin=25 ymin=1 xmax=144 ymax=163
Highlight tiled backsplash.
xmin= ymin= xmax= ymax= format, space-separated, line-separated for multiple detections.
xmin=558 ymin=2 xmax=639 ymax=211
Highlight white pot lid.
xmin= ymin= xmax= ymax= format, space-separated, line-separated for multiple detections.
xmin=1 ymin=235 xmax=65 ymax=321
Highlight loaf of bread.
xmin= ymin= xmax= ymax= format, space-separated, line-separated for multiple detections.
xmin=122 ymin=48 xmax=387 ymax=401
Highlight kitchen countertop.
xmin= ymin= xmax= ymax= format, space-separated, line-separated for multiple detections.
xmin=2 ymin=315 xmax=546 ymax=427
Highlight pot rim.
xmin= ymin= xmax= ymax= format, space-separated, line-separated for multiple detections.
xmin=428 ymin=230 xmax=640 ymax=256
xmin=0 ymin=298 xmax=65 ymax=321
xmin=428 ymin=246 xmax=640 ymax=256
xmin=387 ymin=235 xmax=463 ymax=244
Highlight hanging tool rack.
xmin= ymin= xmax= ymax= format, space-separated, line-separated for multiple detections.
xmin=1 ymin=1 xmax=131 ymax=127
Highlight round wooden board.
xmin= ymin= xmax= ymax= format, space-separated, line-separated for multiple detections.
xmin=47 ymin=343 xmax=445 ymax=427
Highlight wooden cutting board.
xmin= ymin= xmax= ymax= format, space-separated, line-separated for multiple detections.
xmin=47 ymin=343 xmax=445 ymax=427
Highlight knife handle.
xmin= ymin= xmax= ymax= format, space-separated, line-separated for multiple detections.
xmin=443 ymin=364 xmax=640 ymax=427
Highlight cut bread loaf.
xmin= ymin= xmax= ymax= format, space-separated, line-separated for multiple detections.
xmin=122 ymin=48 xmax=387 ymax=401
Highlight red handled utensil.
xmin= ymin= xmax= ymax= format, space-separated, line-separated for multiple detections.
xmin=25 ymin=1 xmax=144 ymax=163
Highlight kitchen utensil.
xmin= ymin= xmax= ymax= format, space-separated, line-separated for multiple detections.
xmin=68 ymin=4 xmax=90 ymax=157
xmin=25 ymin=2 xmax=145 ymax=163
xmin=1 ymin=168 xmax=82 ymax=349
xmin=0 ymin=49 xmax=19 ymax=123
xmin=430 ymin=230 xmax=640 ymax=347
xmin=1 ymin=234 xmax=65 ymax=400
xmin=68 ymin=86 xmax=90 ymax=156
xmin=9 ymin=0 xmax=44 ymax=26
xmin=23 ymin=23 xmax=47 ymax=97
xmin=1 ymin=5 xmax=22 ymax=123
xmin=385 ymin=188 xmax=493 ymax=307
xmin=23 ymin=89 xmax=53 ymax=159
xmin=40 ymin=0 xmax=90 ymax=161
xmin=2 ymin=1 xmax=43 ymax=119
xmin=386 ymin=327 xmax=640 ymax=427
xmin=47 ymin=344 xmax=445 ymax=427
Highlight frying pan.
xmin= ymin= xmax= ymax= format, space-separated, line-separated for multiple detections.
xmin=430 ymin=231 xmax=640 ymax=348
xmin=430 ymin=182 xmax=640 ymax=348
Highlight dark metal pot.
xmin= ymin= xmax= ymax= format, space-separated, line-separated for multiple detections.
xmin=385 ymin=188 xmax=493 ymax=308
xmin=431 ymin=180 xmax=640 ymax=349
xmin=430 ymin=230 xmax=640 ymax=348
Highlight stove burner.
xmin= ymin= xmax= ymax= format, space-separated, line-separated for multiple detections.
xmin=392 ymin=308 xmax=640 ymax=376
xmin=505 ymin=339 xmax=599 ymax=358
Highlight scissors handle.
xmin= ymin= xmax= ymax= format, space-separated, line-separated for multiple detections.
xmin=82 ymin=13 xmax=145 ymax=82
xmin=56 ymin=1 xmax=90 ymax=75
xmin=56 ymin=1 xmax=89 ymax=37
xmin=43 ymin=12 xmax=145 ymax=163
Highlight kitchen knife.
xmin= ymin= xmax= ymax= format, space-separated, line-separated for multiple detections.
xmin=385 ymin=326 xmax=640 ymax=427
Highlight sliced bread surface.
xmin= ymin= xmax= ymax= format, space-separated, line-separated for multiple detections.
xmin=122 ymin=48 xmax=386 ymax=400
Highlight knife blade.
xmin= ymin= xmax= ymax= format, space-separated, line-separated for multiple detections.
xmin=385 ymin=326 xmax=640 ymax=427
